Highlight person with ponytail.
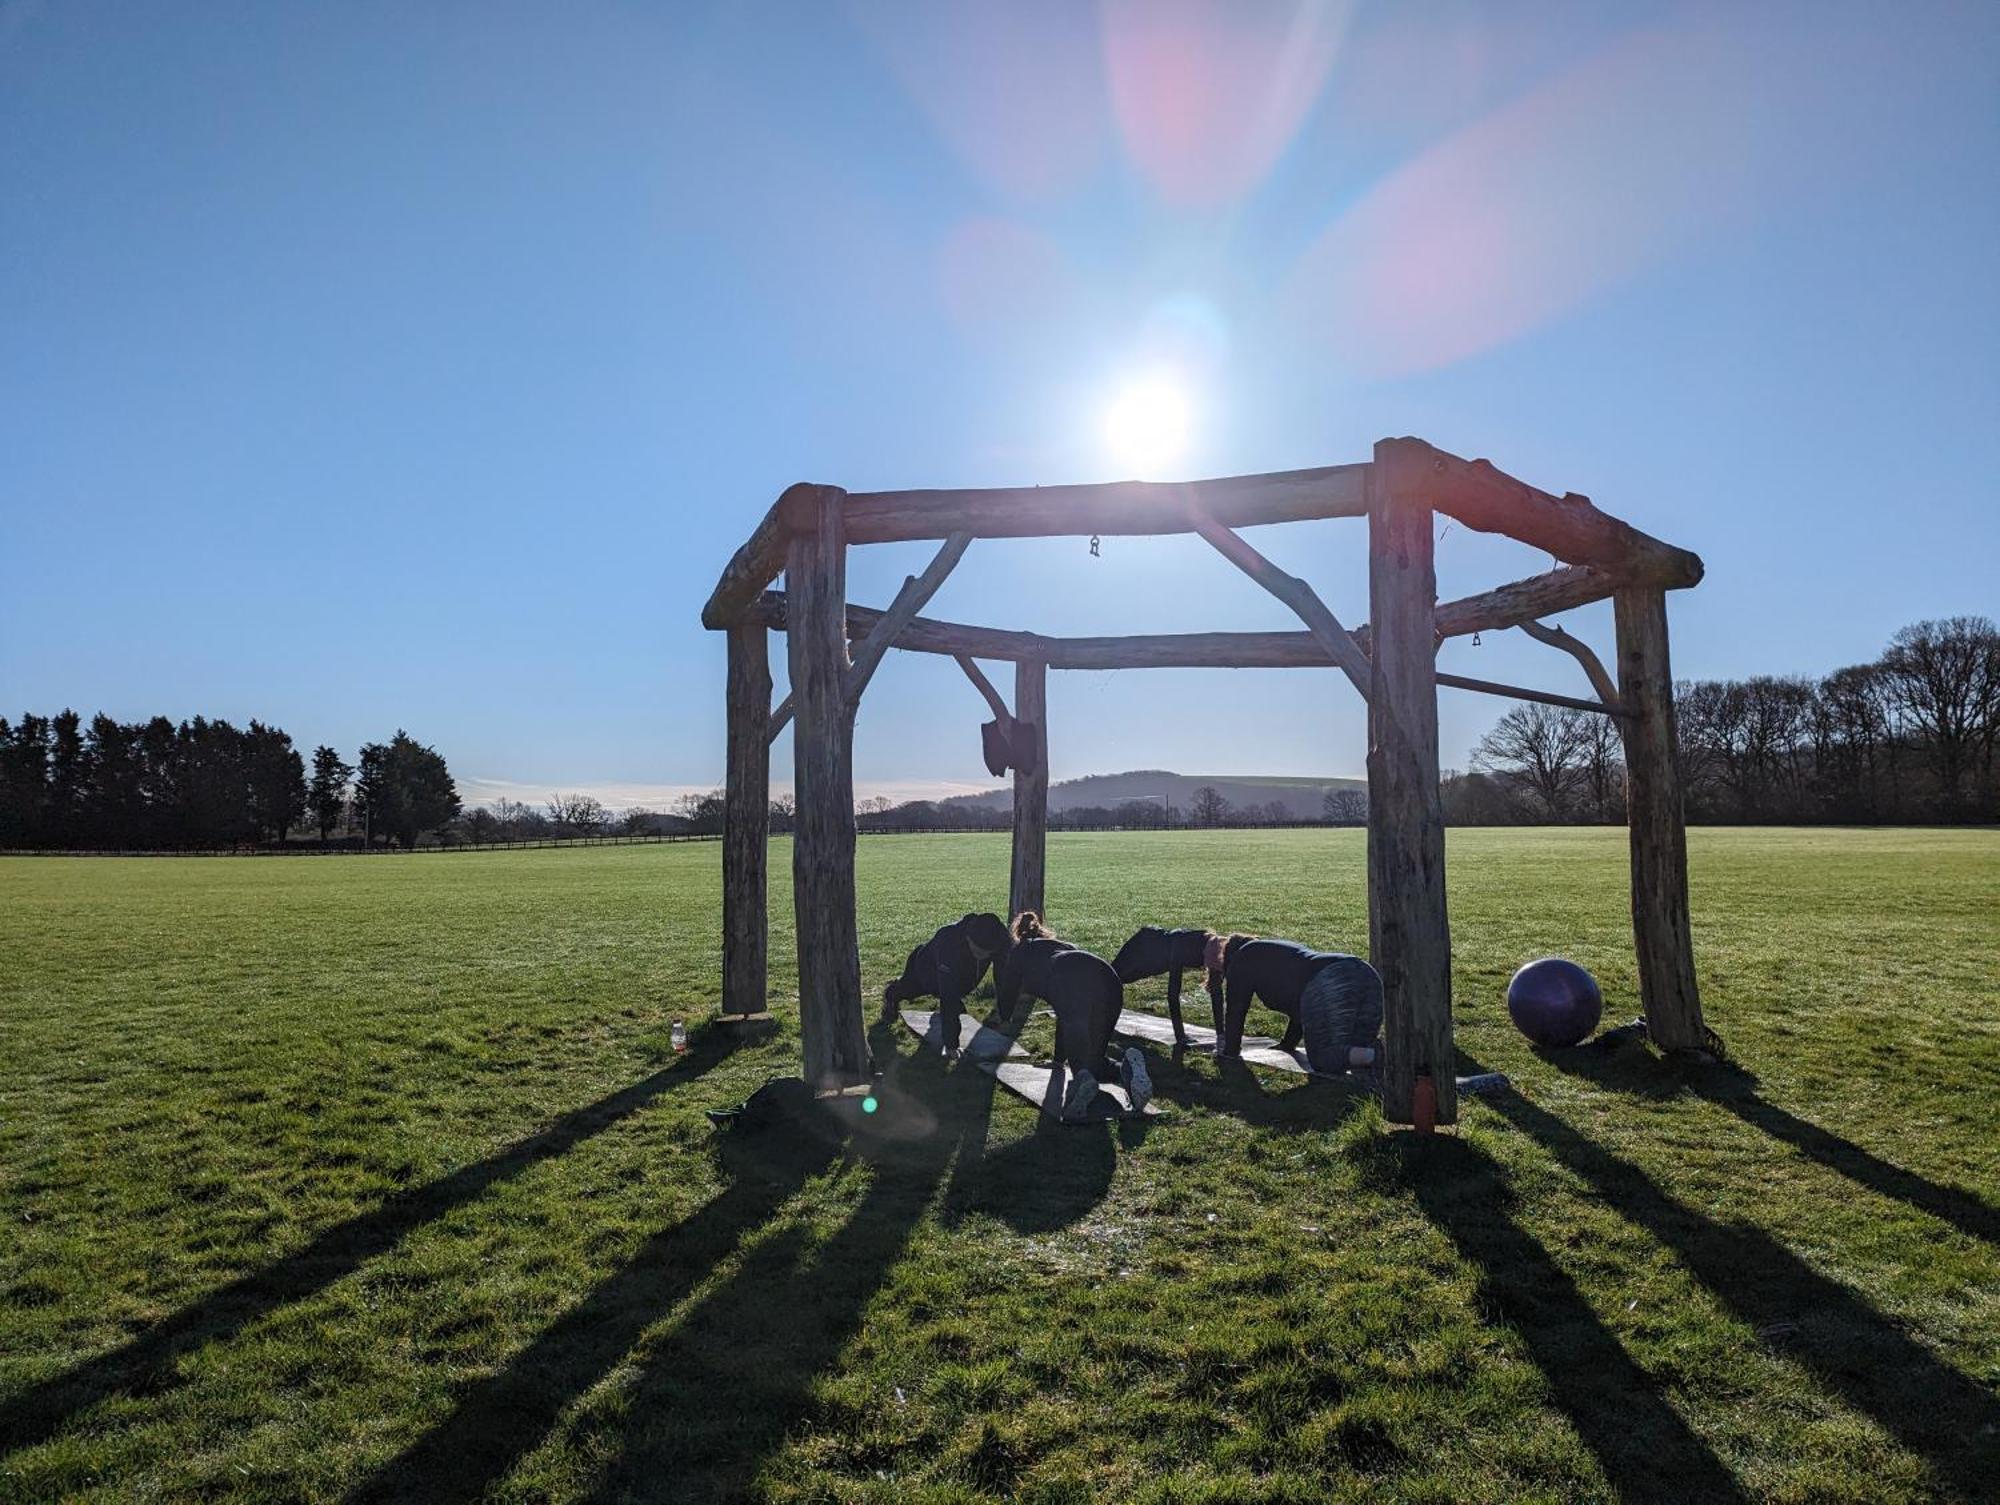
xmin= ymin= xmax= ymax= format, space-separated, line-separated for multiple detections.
xmin=1213 ymin=934 xmax=1383 ymax=1074
xmin=996 ymin=912 xmax=1152 ymax=1120
xmin=879 ymin=912 xmax=1012 ymax=1057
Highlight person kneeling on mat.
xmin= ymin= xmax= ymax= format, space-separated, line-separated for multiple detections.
xmin=997 ymin=913 xmax=1152 ymax=1120
xmin=880 ymin=912 xmax=1011 ymax=1057
xmin=1210 ymin=934 xmax=1383 ymax=1074
xmin=1111 ymin=924 xmax=1224 ymax=1048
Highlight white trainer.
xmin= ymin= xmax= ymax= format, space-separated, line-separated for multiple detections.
xmin=1061 ymin=1068 xmax=1099 ymax=1122
xmin=1119 ymin=1047 xmax=1153 ymax=1114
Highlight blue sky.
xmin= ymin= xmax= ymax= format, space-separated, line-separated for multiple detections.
xmin=3 ymin=1 xmax=1995 ymax=809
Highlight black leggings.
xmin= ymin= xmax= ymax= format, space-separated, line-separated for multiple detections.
xmin=1048 ymin=955 xmax=1124 ymax=1079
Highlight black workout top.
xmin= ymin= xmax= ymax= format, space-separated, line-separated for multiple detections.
xmin=1225 ymin=937 xmax=1351 ymax=1010
xmin=997 ymin=937 xmax=1075 ymax=1008
xmin=913 ymin=916 xmax=1006 ymax=1000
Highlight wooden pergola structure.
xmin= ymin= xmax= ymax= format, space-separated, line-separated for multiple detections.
xmin=701 ymin=437 xmax=1707 ymax=1126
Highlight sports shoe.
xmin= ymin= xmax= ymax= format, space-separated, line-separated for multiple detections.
xmin=1119 ymin=1047 xmax=1153 ymax=1114
xmin=1061 ymin=1068 xmax=1099 ymax=1122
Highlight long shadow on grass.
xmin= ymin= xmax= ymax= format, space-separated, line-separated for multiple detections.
xmin=0 ymin=1030 xmax=745 ymax=1458
xmin=1544 ymin=1044 xmax=2000 ymax=1247
xmin=345 ymin=1096 xmax=848 ymax=1503
xmin=353 ymin=1013 xmax=1116 ymax=1503
xmin=1401 ymin=1136 xmax=1750 ymax=1504
xmin=1464 ymin=1051 xmax=2000 ymax=1498
xmin=1143 ymin=1048 xmax=1371 ymax=1131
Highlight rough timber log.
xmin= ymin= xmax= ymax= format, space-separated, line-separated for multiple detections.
xmin=766 ymin=531 xmax=974 ymax=742
xmin=1386 ymin=437 xmax=1704 ymax=588
xmin=1008 ymin=660 xmax=1049 ymax=922
xmin=1367 ymin=442 xmax=1456 ymax=1127
xmin=736 ymin=563 xmax=1617 ymax=671
xmin=1186 ymin=505 xmax=1372 ymax=701
xmin=702 ymin=483 xmax=824 ymax=629
xmin=1614 ymin=586 xmax=1707 ymax=1054
xmin=721 ymin=622 xmax=770 ymax=1020
xmin=786 ymin=491 xmax=869 ymax=1093
xmin=741 ymin=592 xmax=1052 ymax=662
xmin=1520 ymin=619 xmax=1621 ymax=707
xmin=842 ymin=464 xmax=1369 ymax=543
xmin=844 ymin=532 xmax=973 ymax=704
xmin=955 ymin=655 xmax=1014 ymax=727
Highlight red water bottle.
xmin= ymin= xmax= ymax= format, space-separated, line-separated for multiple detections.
xmin=1413 ymin=1073 xmax=1437 ymax=1135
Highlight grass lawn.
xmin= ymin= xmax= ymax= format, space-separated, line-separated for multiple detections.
xmin=2 ymin=828 xmax=1997 ymax=1503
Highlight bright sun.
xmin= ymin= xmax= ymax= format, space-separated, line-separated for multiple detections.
xmin=1103 ymin=374 xmax=1192 ymax=477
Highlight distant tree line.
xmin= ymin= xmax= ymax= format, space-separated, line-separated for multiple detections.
xmin=0 ymin=714 xmax=459 ymax=849
xmin=1454 ymin=616 xmax=1999 ymax=825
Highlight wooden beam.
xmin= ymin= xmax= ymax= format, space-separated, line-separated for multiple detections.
xmin=766 ymin=532 xmax=976 ymax=743
xmin=701 ymin=483 xmax=828 ymax=629
xmin=1436 ymin=671 xmax=1628 ymax=718
xmin=787 ymin=491 xmax=868 ymax=1094
xmin=1186 ymin=504 xmax=1372 ymax=701
xmin=765 ymin=690 xmax=793 ymax=745
xmin=1614 ymin=586 xmax=1707 ymax=1055
xmin=741 ymin=592 xmax=1052 ymax=663
xmin=1008 ymin=660 xmax=1049 ymax=921
xmin=1519 ymin=620 xmax=1621 ymax=707
xmin=954 ymin=654 xmax=1013 ymax=725
xmin=1425 ymin=565 xmax=1621 ymax=649
xmin=722 ymin=622 xmax=770 ymax=1020
xmin=842 ymin=463 xmax=1369 ymax=544
xmin=739 ymin=562 xmax=1621 ymax=673
xmin=1367 ymin=441 xmax=1456 ymax=1128
xmin=844 ymin=532 xmax=972 ymax=705
xmin=1383 ymin=437 xmax=1703 ymax=589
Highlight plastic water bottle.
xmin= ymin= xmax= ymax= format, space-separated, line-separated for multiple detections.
xmin=1457 ymin=1071 xmax=1510 ymax=1096
xmin=1413 ymin=1073 xmax=1437 ymax=1135
xmin=671 ymin=1019 xmax=688 ymax=1054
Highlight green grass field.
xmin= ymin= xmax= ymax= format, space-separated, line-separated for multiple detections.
xmin=3 ymin=829 xmax=1997 ymax=1503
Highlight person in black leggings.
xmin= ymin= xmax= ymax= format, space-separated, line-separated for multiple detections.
xmin=880 ymin=911 xmax=1011 ymax=1056
xmin=1111 ymin=924 xmax=1224 ymax=1047
xmin=996 ymin=913 xmax=1152 ymax=1119
xmin=1215 ymin=934 xmax=1383 ymax=1073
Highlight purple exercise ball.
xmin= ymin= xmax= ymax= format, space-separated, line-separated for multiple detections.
xmin=1507 ymin=957 xmax=1603 ymax=1048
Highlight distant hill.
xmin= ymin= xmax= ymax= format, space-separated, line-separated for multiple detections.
xmin=939 ymin=769 xmax=1364 ymax=821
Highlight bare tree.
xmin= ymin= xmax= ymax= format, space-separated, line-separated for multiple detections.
xmin=548 ymin=792 xmax=609 ymax=835
xmin=1441 ymin=769 xmax=1523 ymax=825
xmin=1472 ymin=703 xmax=1590 ymax=819
xmin=1189 ymin=785 xmax=1229 ymax=827
xmin=1814 ymin=663 xmax=1901 ymax=820
xmin=1114 ymin=798 xmax=1166 ymax=829
xmin=1322 ymin=787 xmax=1367 ymax=825
xmin=673 ymin=788 xmax=725 ymax=834
xmin=1574 ymin=710 xmax=1625 ymax=822
xmin=489 ymin=796 xmax=549 ymax=839
xmin=1880 ymin=616 xmax=2000 ymax=815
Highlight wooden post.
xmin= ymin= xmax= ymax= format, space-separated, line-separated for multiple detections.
xmin=1009 ymin=659 xmax=1048 ymax=921
xmin=1614 ymin=586 xmax=1706 ymax=1053
xmin=1366 ymin=441 xmax=1456 ymax=1126
xmin=721 ymin=622 xmax=770 ymax=1020
xmin=787 ymin=486 xmax=869 ymax=1093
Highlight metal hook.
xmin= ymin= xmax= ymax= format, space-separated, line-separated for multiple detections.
xmin=1089 ymin=534 xmax=1101 ymax=558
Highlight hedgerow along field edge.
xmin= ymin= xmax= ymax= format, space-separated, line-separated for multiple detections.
xmin=2 ymin=828 xmax=1996 ymax=1502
